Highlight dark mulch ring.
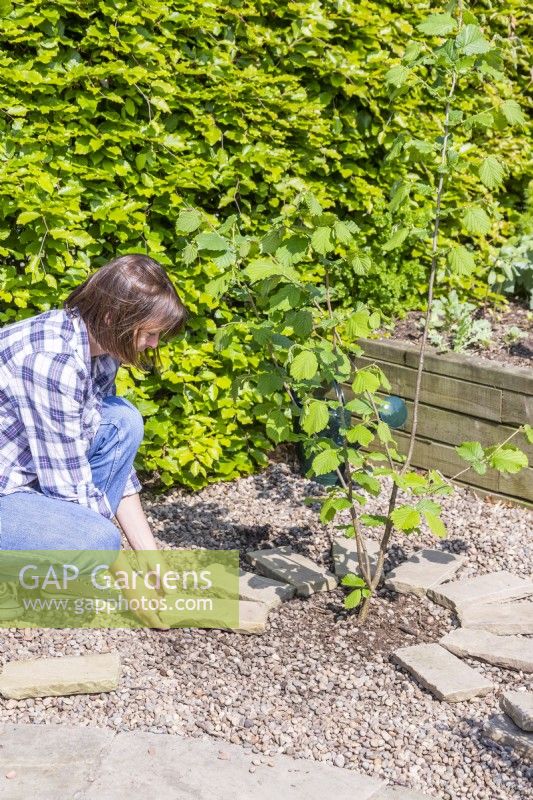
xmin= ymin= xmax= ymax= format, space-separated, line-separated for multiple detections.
xmin=389 ymin=299 xmax=532 ymax=369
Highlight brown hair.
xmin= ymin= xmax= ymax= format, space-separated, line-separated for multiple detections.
xmin=64 ymin=254 xmax=188 ymax=369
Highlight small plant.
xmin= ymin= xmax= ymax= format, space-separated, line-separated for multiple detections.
xmin=490 ymin=234 xmax=533 ymax=309
xmin=419 ymin=291 xmax=492 ymax=353
xmin=502 ymin=325 xmax=526 ymax=345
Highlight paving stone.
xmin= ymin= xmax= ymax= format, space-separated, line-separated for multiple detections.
xmin=332 ymin=537 xmax=379 ymax=579
xmin=0 ymin=653 xmax=120 ymax=700
xmin=372 ymin=788 xmax=435 ymax=799
xmin=458 ymin=599 xmax=533 ymax=634
xmin=501 ymin=691 xmax=533 ymax=732
xmin=0 ymin=722 xmax=386 ymax=800
xmin=483 ymin=714 xmax=533 ymax=759
xmin=440 ymin=628 xmax=533 ymax=673
xmin=238 ymin=569 xmax=295 ymax=609
xmin=392 ymin=643 xmax=493 ymax=702
xmin=246 ymin=547 xmax=337 ymax=598
xmin=427 ymin=570 xmax=533 ymax=613
xmin=385 ymin=549 xmax=466 ymax=597
xmin=232 ymin=600 xmax=270 ymax=635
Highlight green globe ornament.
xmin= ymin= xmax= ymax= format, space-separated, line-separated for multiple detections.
xmin=378 ymin=395 xmax=408 ymax=429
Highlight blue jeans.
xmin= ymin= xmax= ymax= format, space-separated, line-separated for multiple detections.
xmin=0 ymin=397 xmax=143 ymax=556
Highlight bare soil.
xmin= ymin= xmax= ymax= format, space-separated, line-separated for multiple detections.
xmin=389 ymin=300 xmax=532 ymax=369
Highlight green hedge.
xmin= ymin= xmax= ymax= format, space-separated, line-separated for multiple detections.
xmin=0 ymin=0 xmax=531 ymax=489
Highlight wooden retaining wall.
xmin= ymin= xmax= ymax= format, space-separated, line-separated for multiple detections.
xmin=343 ymin=339 xmax=533 ymax=506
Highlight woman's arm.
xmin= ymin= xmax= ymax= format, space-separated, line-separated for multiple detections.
xmin=115 ymin=492 xmax=159 ymax=550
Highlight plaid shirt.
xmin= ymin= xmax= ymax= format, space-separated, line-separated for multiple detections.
xmin=0 ymin=306 xmax=141 ymax=519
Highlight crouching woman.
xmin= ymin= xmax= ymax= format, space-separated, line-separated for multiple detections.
xmin=0 ymin=254 xmax=188 ymax=625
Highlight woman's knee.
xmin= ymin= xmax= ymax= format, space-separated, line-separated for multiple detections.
xmin=91 ymin=516 xmax=122 ymax=552
xmin=102 ymin=397 xmax=144 ymax=448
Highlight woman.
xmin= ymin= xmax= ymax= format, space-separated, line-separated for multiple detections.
xmin=0 ymin=253 xmax=188 ymax=623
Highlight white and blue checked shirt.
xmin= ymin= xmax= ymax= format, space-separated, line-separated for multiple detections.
xmin=0 ymin=306 xmax=141 ymax=519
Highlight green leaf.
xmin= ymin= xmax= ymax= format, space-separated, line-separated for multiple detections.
xmin=479 ymin=155 xmax=504 ymax=189
xmin=312 ymin=448 xmax=341 ymax=476
xmin=377 ymin=421 xmax=392 ymax=444
xmin=382 ymin=228 xmax=409 ymax=252
xmin=352 ymin=368 xmax=380 ymax=394
xmin=385 ymin=65 xmax=410 ymax=88
xmin=195 ymin=232 xmax=228 ymax=251
xmin=303 ymin=193 xmax=323 ymax=216
xmin=417 ymin=13 xmax=456 ymax=36
xmin=182 ymin=243 xmax=198 ymax=265
xmin=488 ymin=445 xmax=528 ymax=474
xmin=244 ymin=258 xmax=299 ymax=284
xmin=424 ymin=511 xmax=447 ymax=538
xmin=345 ymin=424 xmax=374 ymax=447
xmin=344 ymin=589 xmax=362 ymax=609
xmin=256 ymin=372 xmax=285 ymax=395
xmin=456 ymin=24 xmax=491 ymax=55
xmin=456 ymin=441 xmax=484 ymax=463
xmin=345 ymin=397 xmax=374 ymax=416
xmin=350 ymin=254 xmax=371 ymax=275
xmin=333 ymin=220 xmax=353 ymax=244
xmin=286 ymin=309 xmax=313 ymax=338
xmin=416 ymin=499 xmax=441 ymax=515
xmin=311 ymin=226 xmax=334 ymax=255
xmin=16 ymin=211 xmax=40 ymax=225
xmin=523 ymin=425 xmax=533 ymax=445
xmin=462 ymin=207 xmax=491 ymax=236
xmin=354 ymin=471 xmax=380 ymax=495
xmin=447 ymin=245 xmax=476 ymax=276
xmin=499 ymin=99 xmax=526 ymax=126
xmin=389 ymin=183 xmax=410 ymax=213
xmin=301 ymin=400 xmax=330 ymax=435
xmin=341 ymin=574 xmax=366 ymax=588
xmin=276 ymin=235 xmax=309 ymax=266
xmin=360 ymin=513 xmax=389 ymax=527
xmin=175 ymin=209 xmax=202 ymax=233
xmin=345 ymin=310 xmax=371 ymax=339
xmin=390 ymin=505 xmax=421 ymax=532
xmin=265 ymin=409 xmax=292 ymax=444
xmin=290 ymin=351 xmax=318 ymax=380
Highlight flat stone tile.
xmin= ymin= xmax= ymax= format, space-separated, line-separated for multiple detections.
xmin=385 ymin=549 xmax=466 ymax=597
xmin=501 ymin=691 xmax=533 ymax=732
xmin=233 ymin=600 xmax=270 ymax=635
xmin=372 ymin=787 xmax=436 ymax=799
xmin=427 ymin=571 xmax=533 ymax=613
xmin=440 ymin=628 xmax=533 ymax=673
xmin=392 ymin=643 xmax=493 ymax=702
xmin=483 ymin=714 xmax=533 ymax=759
xmin=0 ymin=723 xmax=115 ymax=798
xmin=0 ymin=653 xmax=120 ymax=700
xmin=332 ymin=537 xmax=379 ymax=579
xmin=87 ymin=728 xmax=384 ymax=800
xmin=238 ymin=569 xmax=295 ymax=610
xmin=246 ymin=547 xmax=337 ymax=598
xmin=458 ymin=600 xmax=533 ymax=634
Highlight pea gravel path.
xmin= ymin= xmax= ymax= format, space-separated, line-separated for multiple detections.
xmin=1 ymin=455 xmax=532 ymax=800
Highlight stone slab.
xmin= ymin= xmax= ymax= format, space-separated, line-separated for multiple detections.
xmin=427 ymin=570 xmax=533 ymax=612
xmin=233 ymin=600 xmax=270 ymax=634
xmin=458 ymin=599 xmax=533 ymax=635
xmin=238 ymin=569 xmax=295 ymax=609
xmin=440 ymin=628 xmax=533 ymax=673
xmin=0 ymin=653 xmax=120 ymax=700
xmin=246 ymin=547 xmax=338 ymax=597
xmin=392 ymin=643 xmax=493 ymax=702
xmin=332 ymin=537 xmax=379 ymax=579
xmin=501 ymin=691 xmax=533 ymax=732
xmin=0 ymin=723 xmax=385 ymax=800
xmin=385 ymin=549 xmax=466 ymax=597
xmin=483 ymin=714 xmax=533 ymax=760
xmin=372 ymin=788 xmax=435 ymax=800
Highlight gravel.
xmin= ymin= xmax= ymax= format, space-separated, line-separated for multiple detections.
xmin=1 ymin=455 xmax=532 ymax=800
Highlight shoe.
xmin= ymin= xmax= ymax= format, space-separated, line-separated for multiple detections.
xmin=0 ymin=582 xmax=24 ymax=622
